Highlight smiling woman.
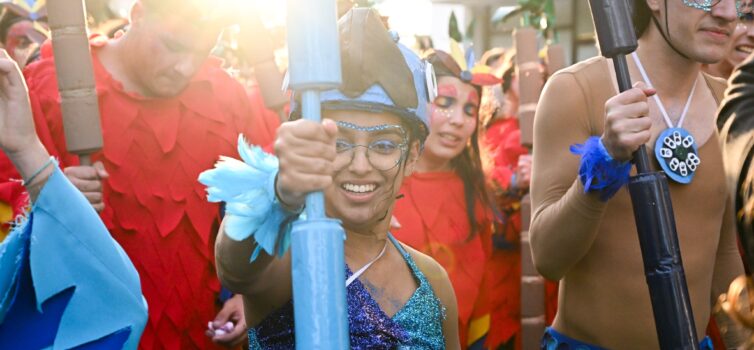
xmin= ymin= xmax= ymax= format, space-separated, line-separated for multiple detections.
xmin=200 ymin=8 xmax=461 ymax=349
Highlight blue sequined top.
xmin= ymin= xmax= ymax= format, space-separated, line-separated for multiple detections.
xmin=248 ymin=234 xmax=446 ymax=349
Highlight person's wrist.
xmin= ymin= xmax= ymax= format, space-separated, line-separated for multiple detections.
xmin=274 ymin=174 xmax=305 ymax=213
xmin=600 ymin=136 xmax=631 ymax=163
xmin=5 ymin=139 xmax=50 ymax=181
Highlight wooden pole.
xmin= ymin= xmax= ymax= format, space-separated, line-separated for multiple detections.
xmin=515 ymin=27 xmax=546 ymax=350
xmin=238 ymin=12 xmax=289 ymax=122
xmin=47 ymin=0 xmax=102 ymax=166
xmin=546 ymin=44 xmax=567 ymax=77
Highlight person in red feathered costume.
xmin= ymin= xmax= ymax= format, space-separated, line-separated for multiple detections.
xmin=0 ymin=160 xmax=27 ymax=241
xmin=0 ymin=0 xmax=280 ymax=348
xmin=392 ymin=49 xmax=502 ymax=349
xmin=477 ymin=50 xmax=557 ymax=350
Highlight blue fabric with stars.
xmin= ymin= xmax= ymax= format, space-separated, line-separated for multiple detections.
xmin=248 ymin=234 xmax=446 ymax=349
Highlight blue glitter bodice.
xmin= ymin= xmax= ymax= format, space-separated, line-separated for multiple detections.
xmin=248 ymin=234 xmax=446 ymax=349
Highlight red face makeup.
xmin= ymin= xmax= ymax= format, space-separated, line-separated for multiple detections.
xmin=422 ymin=76 xmax=480 ymax=168
xmin=438 ymin=84 xmax=458 ymax=98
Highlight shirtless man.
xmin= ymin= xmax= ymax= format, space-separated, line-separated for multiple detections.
xmin=530 ymin=0 xmax=745 ymax=348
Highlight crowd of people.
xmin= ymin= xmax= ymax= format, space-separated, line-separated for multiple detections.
xmin=1 ymin=0 xmax=754 ymax=349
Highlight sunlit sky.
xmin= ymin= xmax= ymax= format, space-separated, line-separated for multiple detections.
xmin=108 ymin=0 xmax=460 ymax=52
xmin=243 ymin=0 xmax=438 ymax=34
xmin=251 ymin=0 xmax=461 ymax=51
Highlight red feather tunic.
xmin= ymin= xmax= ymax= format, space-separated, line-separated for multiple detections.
xmin=392 ymin=171 xmax=493 ymax=348
xmin=0 ymin=154 xmax=27 ymax=240
xmin=482 ymin=117 xmax=559 ymax=349
xmin=19 ymin=36 xmax=280 ymax=349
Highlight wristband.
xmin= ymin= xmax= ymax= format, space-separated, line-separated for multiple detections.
xmin=22 ymin=157 xmax=57 ymax=187
xmin=199 ymin=135 xmax=301 ymax=261
xmin=570 ymin=136 xmax=631 ymax=201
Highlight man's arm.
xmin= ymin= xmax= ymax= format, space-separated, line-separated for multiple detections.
xmin=530 ymin=66 xmax=654 ymax=281
xmin=529 ymin=72 xmax=608 ymax=280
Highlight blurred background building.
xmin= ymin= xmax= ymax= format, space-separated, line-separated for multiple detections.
xmin=382 ymin=0 xmax=597 ymax=67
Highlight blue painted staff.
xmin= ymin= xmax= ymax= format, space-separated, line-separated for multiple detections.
xmin=588 ymin=1 xmax=699 ymax=349
xmin=285 ymin=0 xmax=349 ymax=348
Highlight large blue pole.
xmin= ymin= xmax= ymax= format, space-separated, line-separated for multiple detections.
xmin=286 ymin=1 xmax=349 ymax=349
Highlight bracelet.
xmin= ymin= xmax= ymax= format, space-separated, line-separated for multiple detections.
xmin=570 ymin=136 xmax=631 ymax=201
xmin=198 ymin=135 xmax=301 ymax=261
xmin=22 ymin=156 xmax=56 ymax=187
xmin=273 ymin=173 xmax=305 ymax=214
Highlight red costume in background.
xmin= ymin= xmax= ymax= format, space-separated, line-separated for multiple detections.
xmin=392 ymin=171 xmax=493 ymax=348
xmin=0 ymin=155 xmax=27 ymax=241
xmin=482 ymin=117 xmax=557 ymax=349
xmin=15 ymin=36 xmax=280 ymax=349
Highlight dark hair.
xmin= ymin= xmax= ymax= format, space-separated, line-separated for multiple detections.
xmin=0 ymin=9 xmax=23 ymax=44
xmin=425 ymin=50 xmax=496 ymax=238
xmin=632 ymin=0 xmax=653 ymax=38
xmin=500 ymin=50 xmax=517 ymax=94
xmin=449 ymin=118 xmax=492 ymax=237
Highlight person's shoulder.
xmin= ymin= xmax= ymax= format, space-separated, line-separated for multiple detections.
xmin=403 ymin=244 xmax=445 ymax=279
xmin=553 ymin=55 xmax=608 ymax=79
xmin=401 ymin=243 xmax=453 ymax=296
xmin=542 ymin=56 xmax=611 ymax=95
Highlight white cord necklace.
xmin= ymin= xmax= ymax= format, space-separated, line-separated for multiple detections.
xmin=346 ymin=238 xmax=389 ymax=287
xmin=632 ymin=52 xmax=702 ymax=184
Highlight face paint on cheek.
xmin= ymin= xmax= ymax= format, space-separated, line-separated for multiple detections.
xmin=429 ymin=104 xmax=441 ymax=123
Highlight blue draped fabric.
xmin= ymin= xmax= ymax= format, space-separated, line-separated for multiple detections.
xmin=0 ymin=166 xmax=147 ymax=349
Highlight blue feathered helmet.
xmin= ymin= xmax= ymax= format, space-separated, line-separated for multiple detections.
xmin=291 ymin=8 xmax=437 ymax=144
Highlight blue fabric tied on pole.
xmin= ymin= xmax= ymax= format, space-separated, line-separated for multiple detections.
xmin=570 ymin=136 xmax=632 ymax=201
xmin=0 ymin=165 xmax=147 ymax=349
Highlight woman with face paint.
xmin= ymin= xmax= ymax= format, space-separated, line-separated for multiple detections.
xmin=200 ymin=8 xmax=460 ymax=349
xmin=391 ymin=49 xmax=503 ymax=349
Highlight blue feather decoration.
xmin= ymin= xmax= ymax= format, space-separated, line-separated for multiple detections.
xmin=570 ymin=136 xmax=631 ymax=201
xmin=198 ymin=135 xmax=299 ymax=261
